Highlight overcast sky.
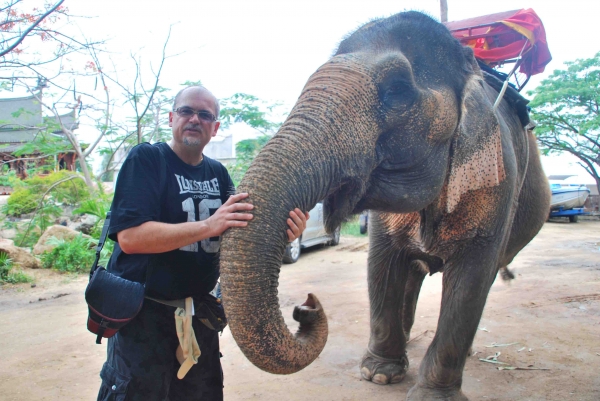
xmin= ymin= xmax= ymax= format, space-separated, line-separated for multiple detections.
xmin=32 ymin=1 xmax=600 ymax=181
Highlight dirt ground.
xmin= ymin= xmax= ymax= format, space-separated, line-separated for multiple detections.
xmin=0 ymin=220 xmax=599 ymax=400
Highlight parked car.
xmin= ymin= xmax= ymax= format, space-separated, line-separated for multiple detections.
xmin=359 ymin=210 xmax=369 ymax=234
xmin=283 ymin=202 xmax=340 ymax=264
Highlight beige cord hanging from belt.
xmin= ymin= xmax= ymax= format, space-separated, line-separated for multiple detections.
xmin=174 ymin=297 xmax=201 ymax=379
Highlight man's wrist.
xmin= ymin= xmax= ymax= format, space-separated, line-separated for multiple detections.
xmin=196 ymin=219 xmax=213 ymax=240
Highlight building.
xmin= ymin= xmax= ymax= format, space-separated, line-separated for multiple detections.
xmin=0 ymin=92 xmax=80 ymax=183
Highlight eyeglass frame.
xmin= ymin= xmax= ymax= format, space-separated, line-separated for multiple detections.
xmin=173 ymin=107 xmax=218 ymax=122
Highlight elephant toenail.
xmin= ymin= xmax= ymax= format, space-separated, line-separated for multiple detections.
xmin=372 ymin=373 xmax=389 ymax=384
xmin=360 ymin=367 xmax=372 ymax=380
xmin=390 ymin=373 xmax=406 ymax=383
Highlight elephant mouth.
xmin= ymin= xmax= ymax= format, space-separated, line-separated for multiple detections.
xmin=323 ymin=178 xmax=366 ymax=232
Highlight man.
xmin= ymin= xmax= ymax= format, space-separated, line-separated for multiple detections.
xmin=97 ymin=86 xmax=307 ymax=400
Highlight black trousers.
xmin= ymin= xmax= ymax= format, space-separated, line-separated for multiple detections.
xmin=97 ymin=299 xmax=223 ymax=401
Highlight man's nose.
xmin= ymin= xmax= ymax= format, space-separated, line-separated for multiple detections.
xmin=188 ymin=113 xmax=202 ymax=123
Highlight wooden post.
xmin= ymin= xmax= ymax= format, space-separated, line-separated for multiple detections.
xmin=440 ymin=0 xmax=448 ymax=22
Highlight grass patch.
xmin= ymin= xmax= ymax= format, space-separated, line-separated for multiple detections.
xmin=341 ymin=215 xmax=367 ymax=237
xmin=0 ymin=252 xmax=34 ymax=284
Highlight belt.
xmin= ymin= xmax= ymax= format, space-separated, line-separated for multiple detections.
xmin=145 ymin=296 xmax=186 ymax=309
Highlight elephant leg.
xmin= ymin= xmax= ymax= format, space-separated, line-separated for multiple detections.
xmin=407 ymin=247 xmax=499 ymax=401
xmin=402 ymin=261 xmax=427 ymax=341
xmin=360 ymin=215 xmax=411 ymax=385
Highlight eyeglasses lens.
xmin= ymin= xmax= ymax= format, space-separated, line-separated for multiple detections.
xmin=176 ymin=108 xmax=215 ymax=122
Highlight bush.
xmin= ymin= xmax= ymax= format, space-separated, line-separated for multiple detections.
xmin=0 ymin=168 xmax=17 ymax=187
xmin=0 ymin=252 xmax=33 ymax=284
xmin=40 ymin=234 xmax=96 ymax=272
xmin=3 ymin=187 xmax=38 ymax=216
xmin=24 ymin=170 xmax=90 ymax=205
xmin=341 ymin=215 xmax=365 ymax=237
xmin=2 ymin=171 xmax=90 ymax=218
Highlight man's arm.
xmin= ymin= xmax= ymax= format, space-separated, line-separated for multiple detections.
xmin=118 ymin=193 xmax=252 ymax=254
xmin=118 ymin=193 xmax=308 ymax=254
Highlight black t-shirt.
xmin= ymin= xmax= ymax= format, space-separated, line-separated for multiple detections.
xmin=107 ymin=142 xmax=235 ymax=300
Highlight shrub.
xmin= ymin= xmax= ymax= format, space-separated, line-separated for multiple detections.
xmin=3 ymin=171 xmax=90 ymax=218
xmin=0 ymin=168 xmax=17 ymax=187
xmin=40 ymin=234 xmax=99 ymax=273
xmin=73 ymin=197 xmax=113 ymax=238
xmin=25 ymin=170 xmax=90 ymax=205
xmin=0 ymin=252 xmax=33 ymax=284
xmin=341 ymin=215 xmax=364 ymax=237
xmin=3 ymin=187 xmax=38 ymax=216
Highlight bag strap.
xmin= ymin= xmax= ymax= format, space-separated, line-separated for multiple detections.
xmin=89 ymin=211 xmax=111 ymax=279
xmin=155 ymin=143 xmax=168 ymax=202
xmin=93 ymin=143 xmax=168 ymax=286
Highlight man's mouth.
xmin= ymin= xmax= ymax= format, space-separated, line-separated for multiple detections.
xmin=184 ymin=125 xmax=202 ymax=133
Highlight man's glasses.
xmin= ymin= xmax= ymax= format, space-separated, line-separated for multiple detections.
xmin=174 ymin=107 xmax=217 ymax=122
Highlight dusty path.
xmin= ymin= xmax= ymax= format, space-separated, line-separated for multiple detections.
xmin=0 ymin=220 xmax=599 ymax=400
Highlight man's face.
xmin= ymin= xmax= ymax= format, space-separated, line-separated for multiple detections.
xmin=169 ymin=88 xmax=220 ymax=149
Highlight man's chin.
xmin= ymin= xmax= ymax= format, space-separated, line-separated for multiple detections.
xmin=182 ymin=138 xmax=203 ymax=147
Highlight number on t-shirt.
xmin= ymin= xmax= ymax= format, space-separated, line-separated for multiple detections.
xmin=179 ymin=198 xmax=223 ymax=253
xmin=180 ymin=198 xmax=198 ymax=252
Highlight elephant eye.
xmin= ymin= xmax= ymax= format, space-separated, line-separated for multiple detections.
xmin=380 ymin=80 xmax=416 ymax=109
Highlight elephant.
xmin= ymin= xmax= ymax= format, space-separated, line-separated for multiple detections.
xmin=220 ymin=11 xmax=551 ymax=400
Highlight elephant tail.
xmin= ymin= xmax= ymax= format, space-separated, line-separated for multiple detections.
xmin=499 ymin=266 xmax=515 ymax=282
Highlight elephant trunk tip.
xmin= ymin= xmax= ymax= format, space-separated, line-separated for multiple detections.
xmin=293 ymin=293 xmax=328 ymax=341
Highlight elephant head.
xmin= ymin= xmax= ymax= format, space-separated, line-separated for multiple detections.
xmin=220 ymin=11 xmax=511 ymax=374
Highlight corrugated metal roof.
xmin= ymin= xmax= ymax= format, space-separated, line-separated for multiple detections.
xmin=0 ymin=142 xmax=28 ymax=153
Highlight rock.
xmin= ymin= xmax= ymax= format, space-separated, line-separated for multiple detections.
xmin=0 ymin=228 xmax=17 ymax=240
xmin=33 ymin=225 xmax=92 ymax=255
xmin=0 ymin=238 xmax=14 ymax=247
xmin=0 ymin=239 xmax=41 ymax=269
xmin=68 ymin=214 xmax=99 ymax=235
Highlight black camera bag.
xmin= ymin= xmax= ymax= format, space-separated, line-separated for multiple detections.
xmin=85 ymin=212 xmax=145 ymax=344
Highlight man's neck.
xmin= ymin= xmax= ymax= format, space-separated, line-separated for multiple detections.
xmin=169 ymin=141 xmax=204 ymax=166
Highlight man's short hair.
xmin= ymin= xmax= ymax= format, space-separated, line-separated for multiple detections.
xmin=173 ymin=85 xmax=220 ymax=119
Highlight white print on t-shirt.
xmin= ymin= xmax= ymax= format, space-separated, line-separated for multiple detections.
xmin=179 ymin=198 xmax=223 ymax=254
xmin=174 ymin=174 xmax=220 ymax=196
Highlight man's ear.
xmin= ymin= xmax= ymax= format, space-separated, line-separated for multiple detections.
xmin=168 ymin=111 xmax=174 ymax=127
xmin=212 ymin=121 xmax=220 ymax=137
xmin=445 ymin=76 xmax=506 ymax=213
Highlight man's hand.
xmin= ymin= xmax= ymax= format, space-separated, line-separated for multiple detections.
xmin=287 ymin=208 xmax=309 ymax=242
xmin=204 ymin=193 xmax=254 ymax=237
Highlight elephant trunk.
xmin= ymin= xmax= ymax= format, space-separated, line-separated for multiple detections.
xmin=220 ymin=54 xmax=380 ymax=374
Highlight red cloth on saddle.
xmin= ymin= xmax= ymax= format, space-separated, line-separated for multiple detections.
xmin=445 ymin=9 xmax=552 ymax=77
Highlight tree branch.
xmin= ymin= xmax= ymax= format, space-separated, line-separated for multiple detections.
xmin=0 ymin=0 xmax=65 ymax=58
xmin=135 ymin=25 xmax=172 ymax=144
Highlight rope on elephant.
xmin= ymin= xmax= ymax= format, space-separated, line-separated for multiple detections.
xmin=492 ymin=39 xmax=529 ymax=112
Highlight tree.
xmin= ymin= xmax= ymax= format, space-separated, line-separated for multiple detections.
xmin=217 ymin=93 xmax=285 ymax=186
xmin=2 ymin=0 xmax=106 ymax=188
xmin=92 ymin=30 xmax=176 ymax=181
xmin=1 ymin=0 xmax=103 ymax=85
xmin=528 ymin=52 xmax=600 ymax=193
xmin=2 ymin=2 xmax=175 ymax=189
xmin=227 ymin=135 xmax=272 ymax=186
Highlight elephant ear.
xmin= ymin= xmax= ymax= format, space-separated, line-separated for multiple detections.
xmin=446 ymin=75 xmax=506 ymax=213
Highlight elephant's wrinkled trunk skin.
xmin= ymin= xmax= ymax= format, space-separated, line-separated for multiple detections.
xmin=220 ymin=54 xmax=380 ymax=374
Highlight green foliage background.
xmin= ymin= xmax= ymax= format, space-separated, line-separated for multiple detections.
xmin=528 ymin=51 xmax=600 ymax=191
xmin=0 ymin=252 xmax=33 ymax=284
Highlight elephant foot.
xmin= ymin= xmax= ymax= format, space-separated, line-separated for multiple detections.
xmin=360 ymin=349 xmax=408 ymax=385
xmin=406 ymin=384 xmax=468 ymax=401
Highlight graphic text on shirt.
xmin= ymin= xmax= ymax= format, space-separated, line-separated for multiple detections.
xmin=175 ymin=174 xmax=220 ymax=196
